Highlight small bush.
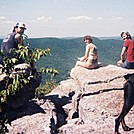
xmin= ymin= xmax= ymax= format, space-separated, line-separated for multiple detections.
xmin=0 ymin=34 xmax=58 ymax=133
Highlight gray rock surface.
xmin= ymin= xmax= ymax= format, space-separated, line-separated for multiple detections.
xmin=7 ymin=65 xmax=134 ymax=134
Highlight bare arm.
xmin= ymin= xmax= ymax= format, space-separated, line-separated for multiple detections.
xmin=120 ymin=46 xmax=126 ymax=62
xmin=79 ymin=45 xmax=90 ymax=61
xmin=117 ymin=46 xmax=126 ymax=65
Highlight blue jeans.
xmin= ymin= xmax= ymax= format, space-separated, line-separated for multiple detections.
xmin=120 ymin=60 xmax=134 ymax=69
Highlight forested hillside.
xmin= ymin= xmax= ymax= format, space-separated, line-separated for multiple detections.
xmin=0 ymin=37 xmax=123 ymax=83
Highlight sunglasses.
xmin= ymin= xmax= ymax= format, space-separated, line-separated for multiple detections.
xmin=19 ymin=27 xmax=26 ymax=30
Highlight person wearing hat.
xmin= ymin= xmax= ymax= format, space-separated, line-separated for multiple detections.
xmin=1 ymin=22 xmax=27 ymax=60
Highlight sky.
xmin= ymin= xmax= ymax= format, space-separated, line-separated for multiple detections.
xmin=0 ymin=0 xmax=134 ymax=38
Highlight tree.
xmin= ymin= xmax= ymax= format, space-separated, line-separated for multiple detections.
xmin=0 ymin=34 xmax=58 ymax=133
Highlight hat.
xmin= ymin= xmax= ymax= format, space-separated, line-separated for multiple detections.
xmin=14 ymin=22 xmax=26 ymax=29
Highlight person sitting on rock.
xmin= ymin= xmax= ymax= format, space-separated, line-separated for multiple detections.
xmin=75 ymin=35 xmax=98 ymax=69
xmin=117 ymin=31 xmax=134 ymax=69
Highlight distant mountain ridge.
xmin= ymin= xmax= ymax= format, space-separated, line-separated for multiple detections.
xmin=0 ymin=37 xmax=123 ymax=82
xmin=98 ymin=36 xmax=121 ymax=40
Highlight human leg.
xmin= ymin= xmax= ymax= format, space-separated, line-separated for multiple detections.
xmin=120 ymin=60 xmax=134 ymax=69
xmin=75 ymin=61 xmax=98 ymax=69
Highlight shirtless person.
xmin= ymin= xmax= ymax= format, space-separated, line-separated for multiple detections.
xmin=75 ymin=35 xmax=98 ymax=69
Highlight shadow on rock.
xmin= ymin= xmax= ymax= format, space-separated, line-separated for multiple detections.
xmin=7 ymin=99 xmax=46 ymax=122
xmin=42 ymin=91 xmax=75 ymax=127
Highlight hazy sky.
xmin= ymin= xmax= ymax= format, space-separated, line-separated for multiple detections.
xmin=0 ymin=0 xmax=134 ymax=38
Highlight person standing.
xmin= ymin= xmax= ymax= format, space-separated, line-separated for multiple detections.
xmin=1 ymin=22 xmax=27 ymax=58
xmin=117 ymin=31 xmax=134 ymax=69
xmin=75 ymin=35 xmax=98 ymax=69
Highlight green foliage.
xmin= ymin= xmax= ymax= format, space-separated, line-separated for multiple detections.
xmin=12 ymin=44 xmax=51 ymax=64
xmin=0 ymin=35 xmax=58 ymax=133
xmin=35 ymin=78 xmax=58 ymax=98
xmin=39 ymin=67 xmax=59 ymax=77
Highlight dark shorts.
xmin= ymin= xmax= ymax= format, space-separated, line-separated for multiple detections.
xmin=120 ymin=60 xmax=134 ymax=69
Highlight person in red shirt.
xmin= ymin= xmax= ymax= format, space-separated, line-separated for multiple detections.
xmin=117 ymin=31 xmax=134 ymax=69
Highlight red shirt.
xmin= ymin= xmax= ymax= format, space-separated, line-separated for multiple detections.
xmin=124 ymin=39 xmax=134 ymax=62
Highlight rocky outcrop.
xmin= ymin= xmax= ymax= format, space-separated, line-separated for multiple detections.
xmin=7 ymin=65 xmax=134 ymax=134
xmin=0 ymin=63 xmax=41 ymax=109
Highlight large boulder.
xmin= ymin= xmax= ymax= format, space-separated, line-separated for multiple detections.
xmin=50 ymin=65 xmax=134 ymax=133
xmin=70 ymin=64 xmax=134 ymax=84
xmin=7 ymin=65 xmax=134 ymax=134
